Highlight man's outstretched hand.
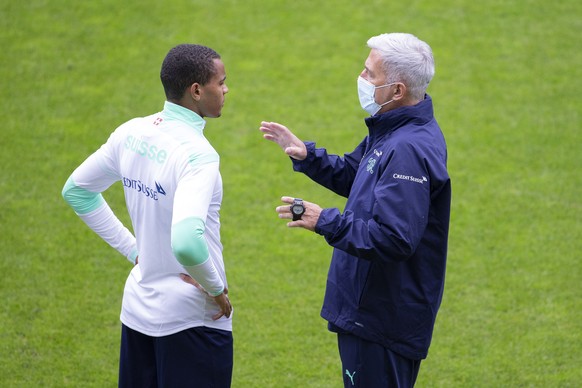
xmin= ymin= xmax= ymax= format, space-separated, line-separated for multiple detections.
xmin=259 ymin=121 xmax=307 ymax=160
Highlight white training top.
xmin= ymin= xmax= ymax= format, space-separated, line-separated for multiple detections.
xmin=62 ymin=101 xmax=231 ymax=336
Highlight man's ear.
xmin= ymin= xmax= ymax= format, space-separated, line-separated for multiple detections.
xmin=393 ymin=82 xmax=406 ymax=100
xmin=189 ymin=83 xmax=202 ymax=101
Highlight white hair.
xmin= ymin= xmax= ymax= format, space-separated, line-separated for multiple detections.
xmin=367 ymin=33 xmax=435 ymax=100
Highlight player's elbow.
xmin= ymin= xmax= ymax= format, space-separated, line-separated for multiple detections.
xmin=171 ymin=238 xmax=209 ymax=266
xmin=171 ymin=218 xmax=209 ymax=266
xmin=61 ymin=176 xmax=104 ymax=214
xmin=62 ymin=177 xmax=76 ymax=204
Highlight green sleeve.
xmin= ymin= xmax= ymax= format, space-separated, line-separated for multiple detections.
xmin=62 ymin=176 xmax=105 ymax=214
xmin=171 ymin=217 xmax=209 ymax=266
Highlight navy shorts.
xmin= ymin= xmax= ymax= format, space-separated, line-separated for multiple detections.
xmin=337 ymin=332 xmax=421 ymax=387
xmin=119 ymin=324 xmax=233 ymax=388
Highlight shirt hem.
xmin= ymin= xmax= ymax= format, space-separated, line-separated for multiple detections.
xmin=120 ymin=314 xmax=232 ymax=337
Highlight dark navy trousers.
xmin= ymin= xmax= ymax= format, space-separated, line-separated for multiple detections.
xmin=337 ymin=332 xmax=421 ymax=387
xmin=119 ymin=324 xmax=233 ymax=388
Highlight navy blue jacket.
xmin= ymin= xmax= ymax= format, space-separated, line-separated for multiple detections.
xmin=292 ymin=95 xmax=450 ymax=360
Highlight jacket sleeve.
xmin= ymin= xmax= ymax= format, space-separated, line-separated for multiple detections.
xmin=291 ymin=139 xmax=367 ymax=198
xmin=315 ymin=142 xmax=432 ymax=262
xmin=61 ymin=136 xmax=138 ymax=264
xmin=171 ymin=160 xmax=225 ymax=296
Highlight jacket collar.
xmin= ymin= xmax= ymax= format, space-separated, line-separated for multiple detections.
xmin=364 ymin=94 xmax=434 ymax=138
xmin=161 ymin=101 xmax=206 ymax=134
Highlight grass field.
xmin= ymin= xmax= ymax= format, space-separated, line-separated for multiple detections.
xmin=1 ymin=0 xmax=581 ymax=386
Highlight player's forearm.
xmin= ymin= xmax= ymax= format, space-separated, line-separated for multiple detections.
xmin=62 ymin=177 xmax=138 ymax=263
xmin=171 ymin=217 xmax=224 ymax=296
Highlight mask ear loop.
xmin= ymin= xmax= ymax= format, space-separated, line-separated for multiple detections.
xmin=372 ymin=82 xmax=397 ymax=114
xmin=378 ymin=99 xmax=394 ymax=108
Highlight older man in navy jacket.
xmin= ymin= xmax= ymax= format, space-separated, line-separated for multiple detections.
xmin=260 ymin=32 xmax=450 ymax=387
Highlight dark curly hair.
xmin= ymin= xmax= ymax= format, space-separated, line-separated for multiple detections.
xmin=160 ymin=44 xmax=221 ymax=101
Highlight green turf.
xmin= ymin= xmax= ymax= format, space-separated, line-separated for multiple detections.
xmin=1 ymin=0 xmax=581 ymax=386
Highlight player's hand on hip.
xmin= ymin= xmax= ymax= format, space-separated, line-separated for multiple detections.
xmin=212 ymin=292 xmax=233 ymax=320
xmin=180 ymin=274 xmax=232 ymax=320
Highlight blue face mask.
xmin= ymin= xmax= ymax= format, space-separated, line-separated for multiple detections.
xmin=357 ymin=76 xmax=395 ymax=116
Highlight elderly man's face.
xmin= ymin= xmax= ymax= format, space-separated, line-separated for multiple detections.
xmin=360 ymin=50 xmax=395 ymax=111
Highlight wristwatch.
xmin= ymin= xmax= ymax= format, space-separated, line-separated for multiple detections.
xmin=290 ymin=198 xmax=305 ymax=221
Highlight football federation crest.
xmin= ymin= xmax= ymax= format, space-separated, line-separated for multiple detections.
xmin=366 ymin=157 xmax=376 ymax=174
xmin=366 ymin=149 xmax=383 ymax=174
